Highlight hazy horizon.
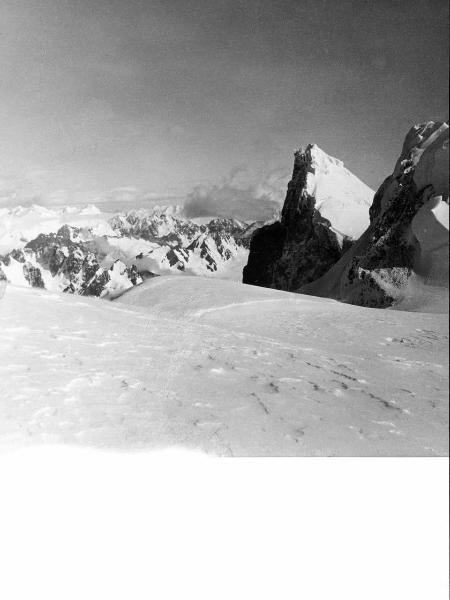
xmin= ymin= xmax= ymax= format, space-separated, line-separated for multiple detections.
xmin=1 ymin=0 xmax=448 ymax=217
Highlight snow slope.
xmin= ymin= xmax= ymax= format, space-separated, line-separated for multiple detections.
xmin=304 ymin=144 xmax=373 ymax=240
xmin=0 ymin=278 xmax=447 ymax=456
xmin=302 ymin=122 xmax=449 ymax=310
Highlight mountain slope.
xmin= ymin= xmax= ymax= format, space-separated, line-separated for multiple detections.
xmin=1 ymin=277 xmax=447 ymax=456
xmin=0 ymin=211 xmax=252 ymax=295
xmin=0 ymin=225 xmax=142 ymax=298
xmin=302 ymin=121 xmax=449 ymax=311
xmin=243 ymin=144 xmax=374 ymax=290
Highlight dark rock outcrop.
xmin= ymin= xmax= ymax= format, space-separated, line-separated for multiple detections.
xmin=243 ymin=145 xmax=371 ymax=290
xmin=0 ymin=226 xmax=142 ymax=298
xmin=0 ymin=214 xmax=252 ymax=294
xmin=302 ymin=121 xmax=449 ymax=310
xmin=125 ymin=215 xmax=250 ymax=275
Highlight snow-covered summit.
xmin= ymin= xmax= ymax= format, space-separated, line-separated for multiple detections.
xmin=300 ymin=144 xmax=373 ymax=239
xmin=243 ymin=143 xmax=374 ymax=290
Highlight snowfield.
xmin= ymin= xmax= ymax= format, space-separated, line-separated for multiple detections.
xmin=0 ymin=276 xmax=447 ymax=456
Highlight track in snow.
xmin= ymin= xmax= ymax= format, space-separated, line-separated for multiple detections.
xmin=0 ymin=277 xmax=448 ymax=456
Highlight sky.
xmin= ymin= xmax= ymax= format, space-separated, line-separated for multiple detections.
xmin=0 ymin=0 xmax=448 ymax=217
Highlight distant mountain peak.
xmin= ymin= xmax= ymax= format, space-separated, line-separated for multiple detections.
xmin=0 ymin=209 xmax=254 ymax=296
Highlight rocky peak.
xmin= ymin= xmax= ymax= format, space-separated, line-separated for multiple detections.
xmin=109 ymin=211 xmax=201 ymax=245
xmin=1 ymin=209 xmax=253 ymax=294
xmin=0 ymin=226 xmax=141 ymax=298
xmin=243 ymin=144 xmax=373 ymax=290
xmin=302 ymin=121 xmax=449 ymax=310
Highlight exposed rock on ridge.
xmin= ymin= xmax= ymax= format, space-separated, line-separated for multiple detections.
xmin=243 ymin=144 xmax=373 ymax=290
xmin=302 ymin=121 xmax=449 ymax=310
xmin=0 ymin=214 xmax=252 ymax=295
xmin=0 ymin=225 xmax=142 ymax=298
xmin=114 ymin=215 xmax=251 ymax=277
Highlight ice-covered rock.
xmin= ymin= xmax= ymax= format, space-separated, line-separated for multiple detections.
xmin=0 ymin=212 xmax=253 ymax=294
xmin=111 ymin=213 xmax=251 ymax=279
xmin=243 ymin=144 xmax=373 ymax=290
xmin=0 ymin=225 xmax=142 ymax=297
xmin=302 ymin=121 xmax=449 ymax=311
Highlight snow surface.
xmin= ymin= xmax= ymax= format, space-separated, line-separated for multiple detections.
xmin=0 ymin=277 xmax=447 ymax=456
xmin=305 ymin=144 xmax=374 ymax=240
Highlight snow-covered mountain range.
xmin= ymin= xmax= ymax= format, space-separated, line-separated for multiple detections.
xmin=0 ymin=206 xmax=253 ymax=297
xmin=2 ymin=121 xmax=448 ymax=312
xmin=0 ymin=125 xmax=448 ymax=457
xmin=0 ymin=204 xmax=111 ymax=254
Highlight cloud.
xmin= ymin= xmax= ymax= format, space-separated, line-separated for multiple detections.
xmin=0 ymin=169 xmax=73 ymax=208
xmin=0 ymin=177 xmax=182 ymax=212
xmin=182 ymin=168 xmax=288 ymax=222
xmin=0 ymin=166 xmax=289 ymax=220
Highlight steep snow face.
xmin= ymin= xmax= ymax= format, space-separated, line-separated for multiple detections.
xmin=243 ymin=144 xmax=374 ymax=291
xmin=0 ymin=278 xmax=447 ymax=456
xmin=302 ymin=121 xmax=449 ymax=311
xmin=304 ymin=144 xmax=373 ymax=240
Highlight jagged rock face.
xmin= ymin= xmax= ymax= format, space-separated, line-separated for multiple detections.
xmin=0 ymin=213 xmax=252 ymax=295
xmin=302 ymin=121 xmax=449 ymax=310
xmin=110 ymin=212 xmax=249 ymax=249
xmin=124 ymin=215 xmax=250 ymax=276
xmin=243 ymin=145 xmax=372 ymax=290
xmin=0 ymin=225 xmax=142 ymax=298
xmin=109 ymin=212 xmax=200 ymax=246
xmin=25 ymin=225 xmax=98 ymax=284
xmin=207 ymin=218 xmax=248 ymax=242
